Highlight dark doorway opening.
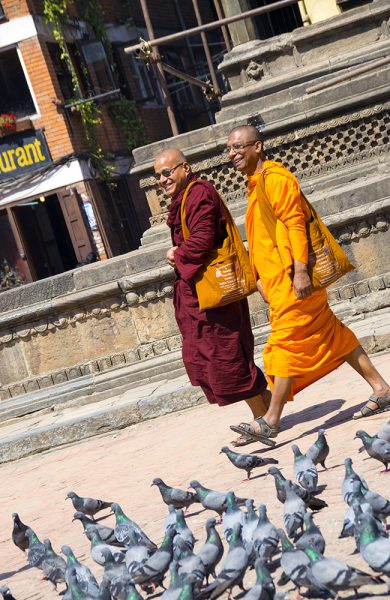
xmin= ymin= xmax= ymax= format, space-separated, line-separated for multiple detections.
xmin=12 ymin=194 xmax=78 ymax=280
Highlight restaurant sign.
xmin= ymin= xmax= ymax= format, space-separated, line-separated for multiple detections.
xmin=0 ymin=129 xmax=52 ymax=180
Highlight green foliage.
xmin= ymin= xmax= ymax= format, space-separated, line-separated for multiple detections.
xmin=107 ymin=98 xmax=148 ymax=153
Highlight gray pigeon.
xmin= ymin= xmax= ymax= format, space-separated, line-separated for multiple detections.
xmin=355 ymin=430 xmax=390 ymax=471
xmin=267 ymin=467 xmax=327 ymax=510
xmin=305 ymin=545 xmax=383 ymax=595
xmin=283 ymin=480 xmax=306 ymax=540
xmin=189 ymin=480 xmax=246 ymax=516
xmin=100 ymin=548 xmax=129 ymax=598
xmin=251 ymin=504 xmax=279 ymax=563
xmin=173 ymin=509 xmax=196 ymax=554
xmin=242 ymin=500 xmax=258 ymax=555
xmin=292 ymin=444 xmax=318 ymax=492
xmin=341 ymin=457 xmax=368 ymax=505
xmin=0 ymin=587 xmax=16 ymax=600
xmin=66 ymin=491 xmax=112 ymax=518
xmin=130 ymin=525 xmax=176 ymax=589
xmin=26 ymin=528 xmax=46 ymax=569
xmin=111 ymin=502 xmax=157 ymax=550
xmin=152 ymin=478 xmax=200 ymax=511
xmin=61 ymin=545 xmax=100 ymax=595
xmin=278 ymin=529 xmax=314 ymax=596
xmin=305 ymin=429 xmax=329 ymax=469
xmin=72 ymin=511 xmax=123 ymax=546
xmin=242 ymin=558 xmax=275 ymax=600
xmin=377 ymin=420 xmax=390 ymax=442
xmin=88 ymin=526 xmax=125 ymax=566
xmin=41 ymin=539 xmax=66 ymax=590
xmin=357 ymin=507 xmax=390 ymax=576
xmin=164 ymin=505 xmax=177 ymax=531
xmin=11 ymin=513 xmax=29 ymax=553
xmin=295 ymin=513 xmax=325 ymax=554
xmin=222 ymin=492 xmax=245 ymax=542
xmin=66 ymin=567 xmax=109 ymax=600
xmin=125 ymin=528 xmax=154 ymax=575
xmin=220 ymin=447 xmax=278 ymax=480
xmin=161 ymin=560 xmax=185 ymax=600
xmin=364 ymin=488 xmax=390 ymax=521
xmin=175 ymin=537 xmax=206 ymax=587
xmin=199 ymin=523 xmax=249 ymax=599
xmin=197 ymin=518 xmax=224 ymax=583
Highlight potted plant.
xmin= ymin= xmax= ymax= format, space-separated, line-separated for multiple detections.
xmin=0 ymin=113 xmax=16 ymax=134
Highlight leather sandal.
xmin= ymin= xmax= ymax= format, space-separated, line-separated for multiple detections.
xmin=230 ymin=417 xmax=279 ymax=448
xmin=352 ymin=392 xmax=390 ymax=419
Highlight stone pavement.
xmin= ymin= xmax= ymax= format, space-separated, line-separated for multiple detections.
xmin=0 ymin=351 xmax=389 ymax=599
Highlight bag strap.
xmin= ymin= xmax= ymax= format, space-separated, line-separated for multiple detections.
xmin=255 ymin=172 xmax=278 ymax=248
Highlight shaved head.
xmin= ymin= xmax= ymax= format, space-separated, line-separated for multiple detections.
xmin=154 ymin=147 xmax=192 ymax=198
xmin=228 ymin=125 xmax=263 ymax=141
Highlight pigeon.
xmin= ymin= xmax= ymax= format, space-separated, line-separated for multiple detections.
xmin=267 ymin=467 xmax=327 ymax=510
xmin=65 ymin=566 xmax=109 ymax=600
xmin=377 ymin=420 xmax=390 ymax=442
xmin=220 ymin=447 xmax=278 ymax=480
xmin=173 ymin=509 xmax=196 ymax=554
xmin=111 ymin=502 xmax=157 ymax=550
xmin=125 ymin=528 xmax=153 ymax=576
xmin=251 ymin=504 xmax=279 ymax=563
xmin=189 ymin=480 xmax=246 ymax=516
xmin=199 ymin=523 xmax=249 ymax=599
xmin=26 ymin=528 xmax=46 ymax=569
xmin=291 ymin=444 xmax=318 ymax=492
xmin=295 ymin=513 xmax=325 ymax=554
xmin=304 ymin=545 xmax=383 ymax=595
xmin=88 ymin=526 xmax=125 ymax=566
xmin=197 ymin=518 xmax=224 ymax=583
xmin=161 ymin=560 xmax=185 ymax=600
xmin=11 ymin=513 xmax=29 ymax=553
xmin=41 ymin=539 xmax=66 ymax=590
xmin=242 ymin=558 xmax=275 ymax=600
xmin=175 ymin=537 xmax=206 ymax=587
xmin=355 ymin=430 xmax=390 ymax=471
xmin=242 ymin=500 xmax=258 ymax=554
xmin=164 ymin=505 xmax=177 ymax=531
xmin=61 ymin=545 xmax=100 ymax=595
xmin=305 ymin=428 xmax=329 ymax=469
xmin=66 ymin=491 xmax=112 ymax=518
xmin=177 ymin=575 xmax=197 ymax=600
xmin=0 ymin=587 xmax=16 ymax=600
xmin=363 ymin=487 xmax=390 ymax=521
xmin=100 ymin=548 xmax=129 ymax=597
xmin=122 ymin=580 xmax=145 ymax=600
xmin=357 ymin=507 xmax=390 ymax=576
xmin=222 ymin=492 xmax=245 ymax=543
xmin=130 ymin=524 xmax=176 ymax=589
xmin=341 ymin=457 xmax=368 ymax=505
xmin=152 ymin=478 xmax=200 ymax=511
xmin=72 ymin=511 xmax=123 ymax=546
xmin=278 ymin=529 xmax=314 ymax=596
xmin=283 ymin=480 xmax=306 ymax=540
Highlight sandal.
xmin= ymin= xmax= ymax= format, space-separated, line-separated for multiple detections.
xmin=352 ymin=392 xmax=390 ymax=420
xmin=231 ymin=433 xmax=257 ymax=448
xmin=230 ymin=417 xmax=279 ymax=448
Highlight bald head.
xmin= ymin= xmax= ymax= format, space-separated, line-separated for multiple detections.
xmin=154 ymin=147 xmax=192 ymax=198
xmin=228 ymin=125 xmax=263 ymax=142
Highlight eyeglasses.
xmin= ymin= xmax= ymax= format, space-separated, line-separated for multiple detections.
xmin=153 ymin=162 xmax=184 ymax=180
xmin=224 ymin=141 xmax=258 ymax=155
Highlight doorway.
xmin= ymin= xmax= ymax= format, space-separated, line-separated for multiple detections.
xmin=12 ymin=194 xmax=78 ymax=280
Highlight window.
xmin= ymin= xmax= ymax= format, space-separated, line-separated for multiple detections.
xmin=80 ymin=41 xmax=116 ymax=94
xmin=0 ymin=49 xmax=36 ymax=118
xmin=129 ymin=56 xmax=163 ymax=106
xmin=47 ymin=43 xmax=89 ymax=101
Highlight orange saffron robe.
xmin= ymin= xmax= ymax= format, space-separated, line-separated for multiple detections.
xmin=246 ymin=161 xmax=359 ymax=400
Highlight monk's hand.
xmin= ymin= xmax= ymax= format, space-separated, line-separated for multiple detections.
xmin=293 ymin=262 xmax=312 ymax=299
xmin=256 ymin=279 xmax=269 ymax=304
xmin=166 ymin=246 xmax=178 ymax=268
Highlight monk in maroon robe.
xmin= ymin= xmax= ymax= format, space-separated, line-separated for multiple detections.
xmin=154 ymin=148 xmax=270 ymax=444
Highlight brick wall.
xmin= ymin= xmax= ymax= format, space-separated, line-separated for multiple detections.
xmin=2 ymin=0 xmax=30 ymax=19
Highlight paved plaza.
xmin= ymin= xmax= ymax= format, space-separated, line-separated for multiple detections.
xmin=1 ymin=352 xmax=389 ymax=599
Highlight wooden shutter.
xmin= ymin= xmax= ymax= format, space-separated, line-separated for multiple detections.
xmin=57 ymin=189 xmax=94 ymax=261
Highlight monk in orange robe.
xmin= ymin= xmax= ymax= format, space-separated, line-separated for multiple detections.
xmin=227 ymin=125 xmax=390 ymax=446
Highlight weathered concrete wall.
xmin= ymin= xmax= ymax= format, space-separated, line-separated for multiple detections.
xmin=0 ymin=0 xmax=389 ymax=414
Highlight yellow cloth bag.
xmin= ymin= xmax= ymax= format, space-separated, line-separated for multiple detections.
xmin=256 ymin=171 xmax=355 ymax=290
xmin=181 ymin=180 xmax=257 ymax=311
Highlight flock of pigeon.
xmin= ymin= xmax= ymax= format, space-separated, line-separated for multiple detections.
xmin=3 ymin=420 xmax=390 ymax=600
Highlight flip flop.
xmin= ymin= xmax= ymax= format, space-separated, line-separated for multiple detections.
xmin=230 ymin=417 xmax=279 ymax=448
xmin=231 ymin=433 xmax=257 ymax=448
xmin=352 ymin=392 xmax=390 ymax=419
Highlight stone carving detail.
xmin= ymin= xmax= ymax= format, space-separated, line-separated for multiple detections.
xmin=246 ymin=60 xmax=264 ymax=81
xmin=142 ymin=103 xmax=390 ymax=221
xmin=335 ymin=212 xmax=390 ymax=244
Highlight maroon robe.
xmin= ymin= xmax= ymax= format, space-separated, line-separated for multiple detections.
xmin=166 ymin=175 xmax=266 ymax=406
